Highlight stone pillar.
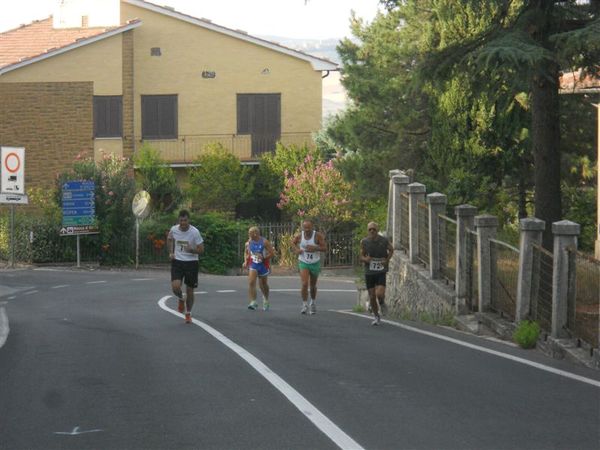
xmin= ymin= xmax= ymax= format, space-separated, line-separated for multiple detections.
xmin=475 ymin=215 xmax=498 ymax=312
xmin=392 ymin=174 xmax=410 ymax=250
xmin=386 ymin=169 xmax=403 ymax=237
xmin=551 ymin=220 xmax=580 ymax=338
xmin=408 ymin=183 xmax=426 ymax=264
xmin=427 ymin=193 xmax=447 ymax=279
xmin=516 ymin=218 xmax=545 ymax=322
xmin=455 ymin=205 xmax=477 ymax=311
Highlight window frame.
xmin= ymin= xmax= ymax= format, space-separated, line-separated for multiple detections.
xmin=141 ymin=94 xmax=178 ymax=140
xmin=93 ymin=95 xmax=123 ymax=138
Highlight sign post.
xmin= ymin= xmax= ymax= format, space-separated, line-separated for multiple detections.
xmin=61 ymin=180 xmax=99 ymax=267
xmin=1 ymin=147 xmax=27 ymax=268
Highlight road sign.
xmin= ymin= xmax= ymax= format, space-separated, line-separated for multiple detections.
xmin=0 ymin=194 xmax=28 ymax=205
xmin=61 ymin=180 xmax=99 ymax=235
xmin=1 ymin=147 xmax=25 ymax=195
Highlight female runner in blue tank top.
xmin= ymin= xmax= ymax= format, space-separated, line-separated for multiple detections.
xmin=243 ymin=226 xmax=275 ymax=311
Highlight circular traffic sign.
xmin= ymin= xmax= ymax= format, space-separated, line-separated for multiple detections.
xmin=132 ymin=190 xmax=151 ymax=219
xmin=4 ymin=152 xmax=21 ymax=173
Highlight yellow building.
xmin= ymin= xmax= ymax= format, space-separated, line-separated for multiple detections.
xmin=0 ymin=0 xmax=337 ymax=190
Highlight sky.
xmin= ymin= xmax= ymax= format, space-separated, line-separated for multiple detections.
xmin=0 ymin=0 xmax=381 ymax=39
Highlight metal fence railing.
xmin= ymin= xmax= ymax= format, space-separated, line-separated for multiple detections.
xmin=567 ymin=248 xmax=599 ymax=349
xmin=399 ymin=193 xmax=409 ymax=251
xmin=417 ymin=201 xmax=429 ymax=267
xmin=490 ymin=239 xmax=520 ymax=320
xmin=439 ymin=214 xmax=457 ymax=287
xmin=531 ymin=243 xmax=554 ymax=333
xmin=466 ymin=228 xmax=479 ymax=312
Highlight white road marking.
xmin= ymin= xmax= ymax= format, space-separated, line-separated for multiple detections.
xmin=22 ymin=290 xmax=39 ymax=295
xmin=51 ymin=285 xmax=70 ymax=289
xmin=158 ymin=296 xmax=365 ymax=450
xmin=54 ymin=426 xmax=103 ymax=436
xmin=132 ymin=278 xmax=153 ymax=281
xmin=0 ymin=305 xmax=9 ymax=349
xmin=194 ymin=291 xmax=208 ymax=295
xmin=337 ymin=310 xmax=600 ymax=389
xmin=86 ymin=281 xmax=107 ymax=284
xmin=270 ymin=289 xmax=356 ymax=293
xmin=216 ymin=290 xmax=236 ymax=293
xmin=7 ymin=296 xmax=16 ymax=300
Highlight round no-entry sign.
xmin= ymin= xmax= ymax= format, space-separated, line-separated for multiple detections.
xmin=4 ymin=152 xmax=21 ymax=173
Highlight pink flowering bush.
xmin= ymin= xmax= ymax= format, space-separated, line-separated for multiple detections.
xmin=277 ymin=154 xmax=352 ymax=232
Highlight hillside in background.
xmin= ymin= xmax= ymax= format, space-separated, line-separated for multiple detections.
xmin=260 ymin=36 xmax=347 ymax=118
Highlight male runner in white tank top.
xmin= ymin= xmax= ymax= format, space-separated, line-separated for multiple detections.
xmin=292 ymin=220 xmax=327 ymax=314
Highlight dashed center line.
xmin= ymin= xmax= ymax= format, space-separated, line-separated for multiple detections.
xmin=86 ymin=281 xmax=107 ymax=284
xmin=51 ymin=285 xmax=70 ymax=289
xmin=132 ymin=278 xmax=153 ymax=281
xmin=216 ymin=290 xmax=236 ymax=293
xmin=194 ymin=291 xmax=208 ymax=295
xmin=23 ymin=290 xmax=39 ymax=295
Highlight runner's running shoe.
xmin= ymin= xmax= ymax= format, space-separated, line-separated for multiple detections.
xmin=185 ymin=313 xmax=192 ymax=324
xmin=309 ymin=302 xmax=317 ymax=315
xmin=262 ymin=300 xmax=270 ymax=311
xmin=248 ymin=301 xmax=258 ymax=310
xmin=371 ymin=314 xmax=381 ymax=326
xmin=300 ymin=303 xmax=308 ymax=314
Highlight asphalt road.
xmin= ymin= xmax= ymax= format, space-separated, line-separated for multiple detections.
xmin=0 ymin=267 xmax=599 ymax=450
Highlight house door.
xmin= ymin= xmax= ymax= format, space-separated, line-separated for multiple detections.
xmin=237 ymin=93 xmax=281 ymax=157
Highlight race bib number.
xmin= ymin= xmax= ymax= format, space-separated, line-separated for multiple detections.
xmin=251 ymin=253 xmax=263 ymax=263
xmin=369 ymin=259 xmax=385 ymax=271
xmin=304 ymin=252 xmax=316 ymax=261
xmin=176 ymin=240 xmax=189 ymax=252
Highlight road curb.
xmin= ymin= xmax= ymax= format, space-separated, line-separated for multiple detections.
xmin=0 ymin=305 xmax=9 ymax=349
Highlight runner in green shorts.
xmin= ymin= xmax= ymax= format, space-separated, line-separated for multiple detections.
xmin=292 ymin=220 xmax=327 ymax=315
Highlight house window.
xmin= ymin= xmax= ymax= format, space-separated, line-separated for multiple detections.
xmin=141 ymin=95 xmax=178 ymax=139
xmin=237 ymin=93 xmax=281 ymax=156
xmin=93 ymin=96 xmax=122 ymax=138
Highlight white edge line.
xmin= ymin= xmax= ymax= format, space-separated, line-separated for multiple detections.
xmin=270 ymin=289 xmax=356 ymax=293
xmin=158 ymin=296 xmax=364 ymax=450
xmin=337 ymin=310 xmax=600 ymax=389
xmin=132 ymin=278 xmax=153 ymax=281
xmin=0 ymin=305 xmax=9 ymax=349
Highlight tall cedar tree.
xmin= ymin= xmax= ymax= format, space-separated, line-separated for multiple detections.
xmin=387 ymin=0 xmax=600 ymax=247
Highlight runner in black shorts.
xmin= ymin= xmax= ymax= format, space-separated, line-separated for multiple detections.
xmin=167 ymin=210 xmax=204 ymax=323
xmin=360 ymin=222 xmax=393 ymax=326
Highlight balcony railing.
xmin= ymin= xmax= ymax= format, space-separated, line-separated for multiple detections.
xmin=133 ymin=132 xmax=314 ymax=164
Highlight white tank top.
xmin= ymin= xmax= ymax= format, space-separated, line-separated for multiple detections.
xmin=298 ymin=230 xmax=320 ymax=264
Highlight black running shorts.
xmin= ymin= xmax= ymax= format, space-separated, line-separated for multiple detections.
xmin=171 ymin=259 xmax=199 ymax=288
xmin=365 ymin=272 xmax=387 ymax=289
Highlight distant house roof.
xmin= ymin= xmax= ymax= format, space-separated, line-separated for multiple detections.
xmin=559 ymin=69 xmax=600 ymax=94
xmin=0 ymin=18 xmax=142 ymax=75
xmin=123 ymin=0 xmax=339 ymax=71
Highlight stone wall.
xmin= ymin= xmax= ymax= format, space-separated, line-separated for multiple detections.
xmin=386 ymin=251 xmax=456 ymax=322
xmin=0 ymin=82 xmax=94 ymax=194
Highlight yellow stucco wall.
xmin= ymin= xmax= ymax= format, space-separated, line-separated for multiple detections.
xmin=121 ymin=3 xmax=322 ymax=138
xmin=0 ymin=34 xmax=123 ymax=95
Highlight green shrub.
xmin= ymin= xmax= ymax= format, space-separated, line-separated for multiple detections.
xmin=513 ymin=320 xmax=540 ymax=349
xmin=140 ymin=212 xmax=250 ymax=274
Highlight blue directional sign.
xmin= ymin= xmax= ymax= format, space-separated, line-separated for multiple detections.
xmin=60 ymin=180 xmax=99 ymax=235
